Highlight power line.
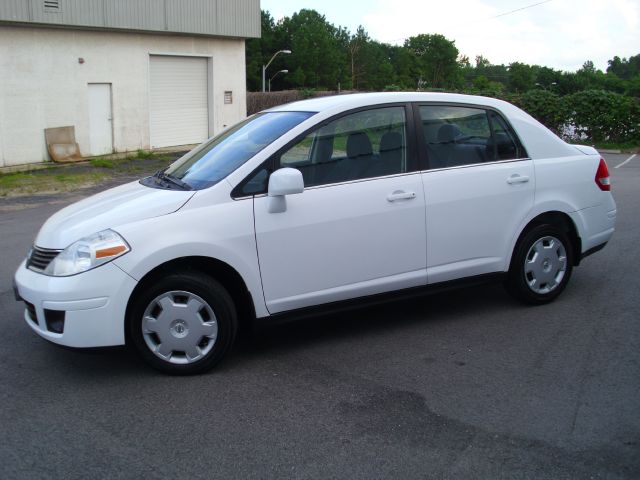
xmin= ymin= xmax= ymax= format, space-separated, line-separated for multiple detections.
xmin=491 ymin=0 xmax=553 ymax=19
xmin=380 ymin=0 xmax=554 ymax=45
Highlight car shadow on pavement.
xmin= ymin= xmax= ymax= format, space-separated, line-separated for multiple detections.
xmin=32 ymin=281 xmax=513 ymax=377
xmin=231 ymin=281 xmax=512 ymax=361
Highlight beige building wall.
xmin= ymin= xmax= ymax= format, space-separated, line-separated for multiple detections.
xmin=0 ymin=25 xmax=247 ymax=166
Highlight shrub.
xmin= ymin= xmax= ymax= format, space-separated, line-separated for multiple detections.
xmin=247 ymin=91 xmax=302 ymax=115
xmin=246 ymin=90 xmax=352 ymax=115
xmin=246 ymin=88 xmax=640 ymax=144
xmin=563 ymin=90 xmax=640 ymax=143
xmin=516 ymin=90 xmax=569 ymax=135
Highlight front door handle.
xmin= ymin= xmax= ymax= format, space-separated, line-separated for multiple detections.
xmin=507 ymin=174 xmax=530 ymax=185
xmin=387 ymin=190 xmax=417 ymax=202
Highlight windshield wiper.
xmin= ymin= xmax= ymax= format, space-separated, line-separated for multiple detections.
xmin=152 ymin=170 xmax=192 ymax=191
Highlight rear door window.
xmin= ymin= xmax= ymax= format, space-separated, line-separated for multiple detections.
xmin=419 ymin=105 xmax=526 ymax=169
xmin=419 ymin=106 xmax=492 ymax=169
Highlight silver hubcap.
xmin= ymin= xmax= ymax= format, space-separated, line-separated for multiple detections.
xmin=142 ymin=291 xmax=218 ymax=365
xmin=524 ymin=236 xmax=567 ymax=294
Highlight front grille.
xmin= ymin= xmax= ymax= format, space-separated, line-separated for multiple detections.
xmin=25 ymin=301 xmax=38 ymax=325
xmin=27 ymin=246 xmax=61 ymax=272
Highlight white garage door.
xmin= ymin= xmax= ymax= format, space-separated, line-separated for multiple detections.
xmin=149 ymin=55 xmax=209 ymax=148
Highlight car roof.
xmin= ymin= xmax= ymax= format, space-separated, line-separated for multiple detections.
xmin=265 ymin=92 xmax=517 ymax=114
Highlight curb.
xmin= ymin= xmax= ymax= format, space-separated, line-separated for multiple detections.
xmin=597 ymin=149 xmax=622 ymax=154
xmin=0 ymin=163 xmax=55 ymax=175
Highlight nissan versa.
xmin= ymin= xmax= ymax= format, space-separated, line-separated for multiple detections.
xmin=14 ymin=92 xmax=617 ymax=374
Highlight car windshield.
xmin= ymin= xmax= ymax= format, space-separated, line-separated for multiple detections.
xmin=162 ymin=111 xmax=314 ymax=190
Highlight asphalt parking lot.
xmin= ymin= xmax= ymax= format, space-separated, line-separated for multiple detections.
xmin=0 ymin=153 xmax=638 ymax=479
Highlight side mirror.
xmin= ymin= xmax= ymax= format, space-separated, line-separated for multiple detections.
xmin=268 ymin=167 xmax=304 ymax=196
xmin=267 ymin=168 xmax=304 ymax=213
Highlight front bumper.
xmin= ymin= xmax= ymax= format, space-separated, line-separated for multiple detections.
xmin=14 ymin=261 xmax=137 ymax=348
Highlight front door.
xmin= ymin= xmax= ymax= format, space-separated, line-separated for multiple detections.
xmin=88 ymin=83 xmax=113 ymax=155
xmin=253 ymin=105 xmax=427 ymax=314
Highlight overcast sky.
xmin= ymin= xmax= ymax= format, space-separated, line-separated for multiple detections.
xmin=261 ymin=0 xmax=640 ymax=72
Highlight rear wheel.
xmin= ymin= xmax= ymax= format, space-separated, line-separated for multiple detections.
xmin=505 ymin=224 xmax=574 ymax=305
xmin=129 ymin=272 xmax=237 ymax=375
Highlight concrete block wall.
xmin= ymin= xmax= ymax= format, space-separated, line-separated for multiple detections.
xmin=0 ymin=25 xmax=247 ymax=166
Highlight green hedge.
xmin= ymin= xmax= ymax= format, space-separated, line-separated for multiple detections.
xmin=505 ymin=89 xmax=639 ymax=144
xmin=249 ymin=89 xmax=640 ymax=144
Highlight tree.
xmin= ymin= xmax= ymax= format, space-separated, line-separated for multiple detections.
xmin=245 ymin=11 xmax=278 ymax=91
xmin=535 ymin=66 xmax=562 ymax=89
xmin=458 ymin=55 xmax=475 ymax=88
xmin=627 ymin=77 xmax=640 ymax=98
xmin=345 ymin=27 xmax=395 ymax=91
xmin=582 ymin=60 xmax=596 ymax=73
xmin=404 ymin=34 xmax=460 ymax=89
xmin=607 ymin=54 xmax=640 ymax=80
xmin=508 ymin=62 xmax=535 ymax=92
xmin=348 ymin=26 xmax=368 ymax=89
xmin=247 ymin=3 xmax=640 ymax=142
xmin=388 ymin=45 xmax=415 ymax=89
xmin=278 ymin=9 xmax=349 ymax=89
xmin=473 ymin=75 xmax=490 ymax=91
xmin=574 ymin=61 xmax=600 ymax=91
xmin=458 ymin=55 xmax=471 ymax=68
xmin=475 ymin=55 xmax=491 ymax=69
xmin=472 ymin=58 xmax=509 ymax=91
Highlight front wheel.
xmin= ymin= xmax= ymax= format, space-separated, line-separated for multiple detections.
xmin=505 ymin=224 xmax=574 ymax=305
xmin=128 ymin=272 xmax=237 ymax=375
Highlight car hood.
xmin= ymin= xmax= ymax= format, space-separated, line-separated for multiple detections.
xmin=35 ymin=181 xmax=196 ymax=249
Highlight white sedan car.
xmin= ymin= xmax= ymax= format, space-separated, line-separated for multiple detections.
xmin=14 ymin=92 xmax=616 ymax=374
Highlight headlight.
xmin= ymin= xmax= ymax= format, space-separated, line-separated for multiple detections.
xmin=44 ymin=229 xmax=130 ymax=277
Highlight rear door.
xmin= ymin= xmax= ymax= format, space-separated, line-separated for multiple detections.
xmin=250 ymin=105 xmax=428 ymax=314
xmin=417 ymin=105 xmax=535 ymax=284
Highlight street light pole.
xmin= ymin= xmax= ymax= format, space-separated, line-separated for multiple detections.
xmin=269 ymin=70 xmax=288 ymax=92
xmin=262 ymin=50 xmax=291 ymax=92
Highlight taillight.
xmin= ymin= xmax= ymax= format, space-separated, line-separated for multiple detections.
xmin=595 ymin=158 xmax=611 ymax=191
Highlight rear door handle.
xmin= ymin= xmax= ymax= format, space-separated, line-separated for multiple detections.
xmin=507 ymin=174 xmax=530 ymax=185
xmin=387 ymin=190 xmax=416 ymax=202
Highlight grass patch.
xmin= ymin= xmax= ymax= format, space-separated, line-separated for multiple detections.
xmin=90 ymin=157 xmax=115 ymax=168
xmin=0 ymin=172 xmax=36 ymax=190
xmin=0 ymin=150 xmax=184 ymax=197
xmin=0 ymin=171 xmax=109 ymax=197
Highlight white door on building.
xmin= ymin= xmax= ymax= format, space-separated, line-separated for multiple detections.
xmin=88 ymin=83 xmax=113 ymax=155
xmin=149 ymin=55 xmax=209 ymax=148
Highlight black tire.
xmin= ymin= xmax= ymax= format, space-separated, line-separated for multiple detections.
xmin=505 ymin=224 xmax=574 ymax=305
xmin=128 ymin=272 xmax=237 ymax=375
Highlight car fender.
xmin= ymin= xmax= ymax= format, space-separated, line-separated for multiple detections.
xmin=504 ymin=199 xmax=585 ymax=271
xmin=112 ymin=199 xmax=269 ymax=318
